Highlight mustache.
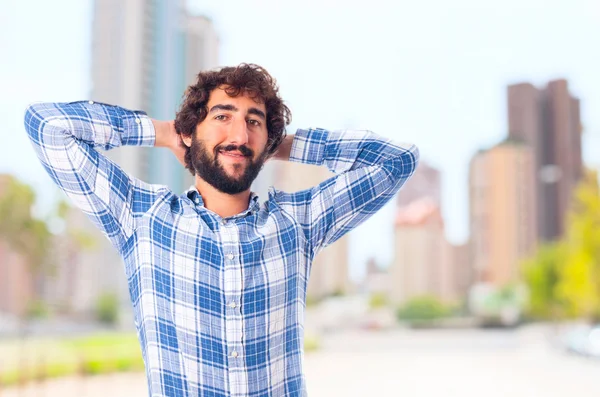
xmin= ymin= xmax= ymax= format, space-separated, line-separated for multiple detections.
xmin=215 ymin=144 xmax=254 ymax=158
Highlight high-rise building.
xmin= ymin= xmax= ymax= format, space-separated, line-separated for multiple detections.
xmin=183 ymin=15 xmax=220 ymax=87
xmin=469 ymin=141 xmax=537 ymax=286
xmin=146 ymin=13 xmax=220 ymax=194
xmin=91 ymin=0 xmax=157 ymax=181
xmin=361 ymin=258 xmax=389 ymax=296
xmin=507 ymin=79 xmax=583 ymax=241
xmin=0 ymin=241 xmax=31 ymax=317
xmin=391 ymin=161 xmax=468 ymax=304
xmin=396 ymin=160 xmax=442 ymax=208
xmin=91 ymin=0 xmax=219 ymax=193
xmin=68 ymin=0 xmax=220 ymax=322
xmin=273 ymin=161 xmax=350 ymax=300
xmin=447 ymin=242 xmax=471 ymax=302
xmin=42 ymin=206 xmax=116 ymax=317
xmin=390 ymin=198 xmax=446 ymax=303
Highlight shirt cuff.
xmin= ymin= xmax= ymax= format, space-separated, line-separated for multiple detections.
xmin=122 ymin=113 xmax=156 ymax=147
xmin=289 ymin=128 xmax=328 ymax=166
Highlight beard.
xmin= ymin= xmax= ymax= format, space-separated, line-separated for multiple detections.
xmin=190 ymin=136 xmax=267 ymax=195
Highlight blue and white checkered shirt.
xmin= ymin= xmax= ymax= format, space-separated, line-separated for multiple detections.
xmin=24 ymin=101 xmax=419 ymax=397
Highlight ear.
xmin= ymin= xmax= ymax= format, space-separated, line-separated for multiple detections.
xmin=181 ymin=133 xmax=192 ymax=148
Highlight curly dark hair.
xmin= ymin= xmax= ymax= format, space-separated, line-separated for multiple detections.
xmin=174 ymin=63 xmax=292 ymax=176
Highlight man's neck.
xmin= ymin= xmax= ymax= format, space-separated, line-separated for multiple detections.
xmin=194 ymin=177 xmax=251 ymax=218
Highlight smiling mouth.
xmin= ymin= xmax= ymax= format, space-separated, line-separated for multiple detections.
xmin=218 ymin=150 xmax=250 ymax=162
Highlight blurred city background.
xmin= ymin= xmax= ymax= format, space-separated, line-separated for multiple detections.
xmin=1 ymin=0 xmax=599 ymax=396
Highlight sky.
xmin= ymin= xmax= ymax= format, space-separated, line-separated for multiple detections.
xmin=1 ymin=0 xmax=599 ymax=280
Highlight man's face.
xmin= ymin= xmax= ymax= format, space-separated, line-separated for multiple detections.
xmin=183 ymin=87 xmax=269 ymax=195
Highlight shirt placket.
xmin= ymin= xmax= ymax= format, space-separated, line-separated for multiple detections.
xmin=220 ymin=218 xmax=247 ymax=396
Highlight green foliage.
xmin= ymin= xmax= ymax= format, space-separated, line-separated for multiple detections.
xmin=304 ymin=335 xmax=320 ymax=352
xmin=26 ymin=300 xmax=50 ymax=319
xmin=0 ymin=333 xmax=144 ymax=386
xmin=522 ymin=243 xmax=565 ymax=318
xmin=368 ymin=292 xmax=389 ymax=309
xmin=396 ymin=295 xmax=450 ymax=322
xmin=96 ymin=292 xmax=120 ymax=325
xmin=556 ymin=170 xmax=600 ymax=320
xmin=305 ymin=295 xmax=321 ymax=307
xmin=0 ymin=176 xmax=99 ymax=319
xmin=0 ymin=176 xmax=52 ymax=273
xmin=82 ymin=357 xmax=107 ymax=375
xmin=523 ymin=169 xmax=600 ymax=321
xmin=44 ymin=362 xmax=76 ymax=379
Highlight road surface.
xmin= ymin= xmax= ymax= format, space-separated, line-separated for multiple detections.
xmin=3 ymin=325 xmax=599 ymax=397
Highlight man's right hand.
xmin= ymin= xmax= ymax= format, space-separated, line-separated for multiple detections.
xmin=153 ymin=119 xmax=187 ymax=167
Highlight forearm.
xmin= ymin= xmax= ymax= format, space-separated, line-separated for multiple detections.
xmin=271 ymin=134 xmax=295 ymax=161
xmin=153 ymin=119 xmax=175 ymax=148
xmin=297 ymin=128 xmax=419 ymax=252
xmin=288 ymin=128 xmax=419 ymax=174
xmin=23 ymin=101 xmax=149 ymax=251
xmin=24 ymin=101 xmax=155 ymax=151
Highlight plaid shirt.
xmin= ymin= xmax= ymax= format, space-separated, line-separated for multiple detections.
xmin=24 ymin=101 xmax=419 ymax=397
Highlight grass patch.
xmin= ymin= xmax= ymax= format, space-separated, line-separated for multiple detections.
xmin=304 ymin=335 xmax=320 ymax=352
xmin=0 ymin=333 xmax=144 ymax=387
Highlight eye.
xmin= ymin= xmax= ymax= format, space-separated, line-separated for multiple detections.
xmin=215 ymin=114 xmax=227 ymax=121
xmin=248 ymin=119 xmax=261 ymax=126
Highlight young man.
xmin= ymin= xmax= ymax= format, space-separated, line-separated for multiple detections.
xmin=24 ymin=64 xmax=419 ymax=397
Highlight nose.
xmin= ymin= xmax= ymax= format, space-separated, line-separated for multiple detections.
xmin=227 ymin=117 xmax=249 ymax=146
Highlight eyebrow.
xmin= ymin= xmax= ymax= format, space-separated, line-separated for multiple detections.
xmin=209 ymin=104 xmax=266 ymax=120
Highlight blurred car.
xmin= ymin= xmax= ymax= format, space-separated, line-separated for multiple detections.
xmin=561 ymin=324 xmax=600 ymax=358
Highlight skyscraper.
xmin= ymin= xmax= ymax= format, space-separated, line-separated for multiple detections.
xmin=147 ymin=13 xmax=220 ymax=193
xmin=391 ymin=161 xmax=468 ymax=304
xmin=390 ymin=198 xmax=446 ymax=304
xmin=469 ymin=141 xmax=537 ymax=286
xmin=91 ymin=0 xmax=219 ymax=192
xmin=67 ymin=0 xmax=220 ymax=322
xmin=507 ymin=79 xmax=583 ymax=241
xmin=396 ymin=160 xmax=442 ymax=208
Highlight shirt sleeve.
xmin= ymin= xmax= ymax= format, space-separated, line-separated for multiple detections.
xmin=278 ymin=128 xmax=419 ymax=256
xmin=24 ymin=100 xmax=165 ymax=254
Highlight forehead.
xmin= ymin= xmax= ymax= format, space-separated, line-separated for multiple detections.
xmin=208 ymin=87 xmax=266 ymax=113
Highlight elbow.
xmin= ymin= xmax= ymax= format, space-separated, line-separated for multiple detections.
xmin=24 ymin=102 xmax=67 ymax=142
xmin=24 ymin=102 xmax=46 ymax=140
xmin=382 ymin=144 xmax=419 ymax=190
xmin=400 ymin=143 xmax=420 ymax=178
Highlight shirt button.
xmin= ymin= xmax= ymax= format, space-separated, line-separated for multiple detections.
xmin=194 ymin=198 xmax=200 ymax=204
xmin=229 ymin=301 xmax=237 ymax=308
xmin=135 ymin=118 xmax=141 ymax=124
xmin=222 ymin=219 xmax=228 ymax=225
xmin=231 ymin=351 xmax=239 ymax=358
xmin=227 ymin=253 xmax=234 ymax=260
xmin=88 ymin=100 xmax=94 ymax=104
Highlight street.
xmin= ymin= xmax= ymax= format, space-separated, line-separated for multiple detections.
xmin=3 ymin=325 xmax=600 ymax=397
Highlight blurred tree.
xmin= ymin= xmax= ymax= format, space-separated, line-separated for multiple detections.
xmin=368 ymin=292 xmax=389 ymax=309
xmin=96 ymin=292 xmax=119 ymax=325
xmin=523 ymin=169 xmax=600 ymax=321
xmin=0 ymin=175 xmax=54 ymax=382
xmin=53 ymin=198 xmax=97 ymax=315
xmin=0 ymin=176 xmax=52 ymax=299
xmin=396 ymin=295 xmax=450 ymax=322
xmin=0 ymin=175 xmax=99 ymax=385
xmin=522 ymin=242 xmax=566 ymax=319
xmin=0 ymin=177 xmax=96 ymax=316
xmin=556 ymin=169 xmax=600 ymax=320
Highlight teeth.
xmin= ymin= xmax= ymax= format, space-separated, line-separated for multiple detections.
xmin=221 ymin=151 xmax=244 ymax=157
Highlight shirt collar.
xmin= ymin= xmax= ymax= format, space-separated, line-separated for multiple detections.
xmin=185 ymin=186 xmax=260 ymax=216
